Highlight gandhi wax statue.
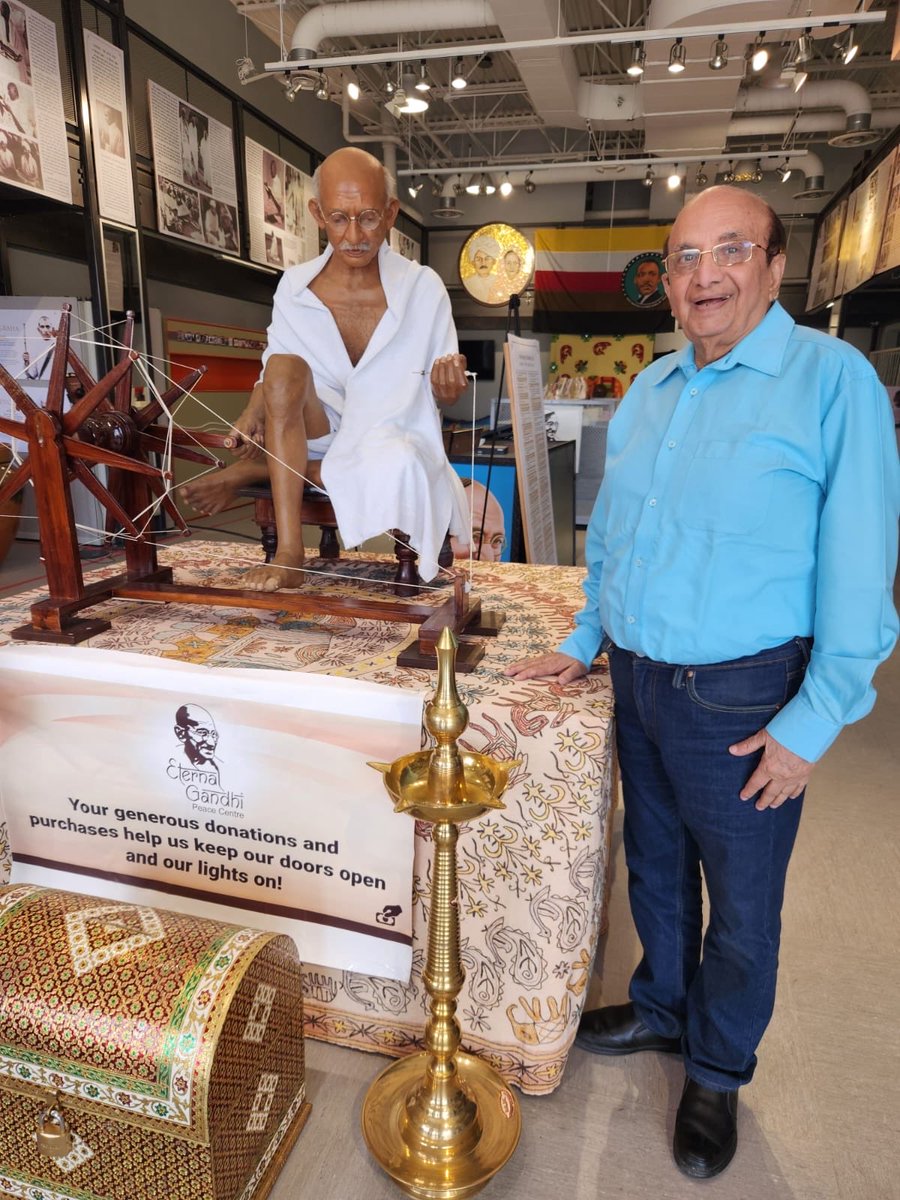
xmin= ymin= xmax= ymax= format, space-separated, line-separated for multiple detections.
xmin=183 ymin=147 xmax=470 ymax=590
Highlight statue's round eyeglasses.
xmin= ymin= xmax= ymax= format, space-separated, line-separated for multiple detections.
xmin=318 ymin=208 xmax=386 ymax=233
xmin=664 ymin=240 xmax=770 ymax=277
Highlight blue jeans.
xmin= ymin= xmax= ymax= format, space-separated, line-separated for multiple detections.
xmin=607 ymin=637 xmax=811 ymax=1092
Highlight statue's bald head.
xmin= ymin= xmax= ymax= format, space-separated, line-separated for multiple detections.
xmin=313 ymin=147 xmax=396 ymax=208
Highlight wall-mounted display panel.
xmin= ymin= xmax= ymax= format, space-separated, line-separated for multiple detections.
xmin=83 ymin=30 xmax=135 ymax=227
xmin=0 ymin=1 xmax=71 ymax=205
xmin=244 ymin=136 xmax=318 ymax=271
xmin=147 ymin=80 xmax=240 ymax=253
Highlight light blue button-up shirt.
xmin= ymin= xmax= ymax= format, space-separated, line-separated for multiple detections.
xmin=559 ymin=302 xmax=900 ymax=762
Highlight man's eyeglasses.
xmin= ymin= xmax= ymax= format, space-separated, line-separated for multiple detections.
xmin=664 ymin=240 xmax=773 ymax=277
xmin=317 ymin=207 xmax=386 ymax=233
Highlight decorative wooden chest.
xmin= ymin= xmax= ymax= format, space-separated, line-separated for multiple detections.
xmin=0 ymin=884 xmax=309 ymax=1200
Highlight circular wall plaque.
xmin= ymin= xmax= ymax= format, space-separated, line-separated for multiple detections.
xmin=459 ymin=224 xmax=534 ymax=307
xmin=622 ymin=251 xmax=667 ymax=308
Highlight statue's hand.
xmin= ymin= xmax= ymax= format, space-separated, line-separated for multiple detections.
xmin=430 ymin=353 xmax=468 ymax=406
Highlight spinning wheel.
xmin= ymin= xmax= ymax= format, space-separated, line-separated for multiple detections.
xmin=0 ymin=307 xmax=503 ymax=670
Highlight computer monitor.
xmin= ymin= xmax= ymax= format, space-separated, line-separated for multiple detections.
xmin=458 ymin=338 xmax=496 ymax=381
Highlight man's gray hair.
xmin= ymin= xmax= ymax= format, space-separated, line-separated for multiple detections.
xmin=312 ymin=160 xmax=397 ymax=205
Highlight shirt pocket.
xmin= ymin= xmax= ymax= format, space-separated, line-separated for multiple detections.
xmin=678 ymin=441 xmax=777 ymax=535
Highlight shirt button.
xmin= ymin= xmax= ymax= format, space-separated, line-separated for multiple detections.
xmin=635 ymin=557 xmax=643 ymax=566
xmin=648 ymin=498 xmax=657 ymax=507
xmin=667 ymin=440 xmax=676 ymax=448
xmin=627 ymin=615 xmax=636 ymax=624
xmin=690 ymin=388 xmax=698 ymax=396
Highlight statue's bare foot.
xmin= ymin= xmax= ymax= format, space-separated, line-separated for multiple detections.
xmin=242 ymin=553 xmax=305 ymax=592
xmin=182 ymin=460 xmax=268 ymax=515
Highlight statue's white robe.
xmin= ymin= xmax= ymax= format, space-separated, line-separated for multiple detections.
xmin=261 ymin=243 xmax=470 ymax=580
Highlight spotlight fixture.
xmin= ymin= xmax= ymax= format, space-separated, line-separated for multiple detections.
xmin=450 ymin=58 xmax=467 ymax=90
xmin=779 ymin=162 xmax=792 ymax=183
xmin=643 ymin=166 xmax=655 ymax=188
xmin=396 ymin=73 xmax=429 ymax=113
xmin=723 ymin=160 xmax=735 ymax=184
xmin=836 ymin=29 xmax=858 ymax=65
xmin=708 ymin=36 xmax=728 ymax=71
xmin=346 ymin=70 xmax=360 ymax=101
xmin=407 ymin=177 xmax=424 ymax=200
xmin=499 ymin=173 xmax=513 ymax=197
xmin=795 ymin=28 xmax=814 ymax=65
xmin=668 ymin=38 xmax=686 ymax=74
xmin=750 ymin=33 xmax=768 ymax=73
xmin=415 ymin=61 xmax=431 ymax=92
xmin=465 ymin=175 xmax=482 ymax=196
xmin=523 ymin=171 xmax=536 ymax=194
xmin=793 ymin=68 xmax=808 ymax=93
xmin=384 ymin=76 xmax=395 ymax=98
xmin=482 ymin=174 xmax=496 ymax=196
xmin=667 ymin=165 xmax=681 ymax=191
xmin=695 ymin=162 xmax=708 ymax=188
xmin=626 ymin=43 xmax=646 ymax=78
xmin=314 ymin=72 xmax=328 ymax=101
xmin=752 ymin=160 xmax=763 ymax=184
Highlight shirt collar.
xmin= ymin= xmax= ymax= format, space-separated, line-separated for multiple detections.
xmin=288 ymin=241 xmax=396 ymax=301
xmin=654 ymin=301 xmax=795 ymax=384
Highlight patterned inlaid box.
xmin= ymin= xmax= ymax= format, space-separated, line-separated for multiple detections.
xmin=0 ymin=885 xmax=309 ymax=1200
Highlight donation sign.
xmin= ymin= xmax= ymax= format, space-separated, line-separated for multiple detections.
xmin=0 ymin=645 xmax=424 ymax=979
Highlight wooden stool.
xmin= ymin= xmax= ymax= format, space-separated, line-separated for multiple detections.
xmin=237 ymin=484 xmax=453 ymax=596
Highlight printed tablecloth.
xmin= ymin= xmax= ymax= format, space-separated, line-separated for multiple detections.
xmin=0 ymin=541 xmax=615 ymax=1094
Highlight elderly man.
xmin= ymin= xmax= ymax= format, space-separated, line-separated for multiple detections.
xmin=184 ymin=146 xmax=469 ymax=590
xmin=507 ymin=185 xmax=899 ymax=1179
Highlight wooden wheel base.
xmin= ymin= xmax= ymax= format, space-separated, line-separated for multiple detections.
xmin=10 ymin=616 xmax=113 ymax=645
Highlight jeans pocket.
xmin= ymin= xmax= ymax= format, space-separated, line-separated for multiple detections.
xmin=685 ymin=657 xmax=790 ymax=715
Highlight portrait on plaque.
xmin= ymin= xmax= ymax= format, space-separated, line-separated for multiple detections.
xmin=459 ymin=224 xmax=533 ymax=306
xmin=622 ymin=251 xmax=666 ymax=308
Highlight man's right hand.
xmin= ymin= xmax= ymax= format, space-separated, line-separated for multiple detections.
xmin=504 ymin=652 xmax=588 ymax=683
xmin=225 ymin=407 xmax=265 ymax=460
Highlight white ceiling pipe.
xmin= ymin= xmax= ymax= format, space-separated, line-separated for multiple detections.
xmin=735 ymin=79 xmax=878 ymax=142
xmin=398 ymin=152 xmax=808 ymax=179
xmin=289 ymin=0 xmax=495 ymax=59
xmin=729 ymin=108 xmax=900 ymax=138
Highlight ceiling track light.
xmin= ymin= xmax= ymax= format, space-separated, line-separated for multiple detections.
xmin=708 ymin=35 xmax=727 ymax=71
xmin=384 ymin=74 xmax=395 ymax=97
xmin=642 ymin=166 xmax=655 ymax=188
xmin=793 ymin=68 xmax=808 ymax=93
xmin=795 ymin=28 xmax=814 ymax=65
xmin=450 ymin=57 xmax=467 ymax=90
xmin=346 ymin=69 xmax=360 ymax=101
xmin=464 ymin=174 xmax=482 ymax=196
xmin=523 ymin=171 xmax=536 ymax=194
xmin=667 ymin=164 xmax=681 ymax=190
xmin=723 ymin=160 xmax=735 ymax=184
xmin=695 ymin=162 xmax=708 ymax=187
xmin=482 ymin=173 xmax=496 ymax=196
xmin=314 ymin=71 xmax=328 ymax=101
xmin=779 ymin=162 xmax=792 ymax=183
xmin=499 ymin=173 xmax=513 ymax=197
xmin=752 ymin=159 xmax=763 ymax=184
xmin=750 ymin=33 xmax=768 ymax=73
xmin=626 ymin=42 xmax=645 ymax=77
xmin=668 ymin=38 xmax=686 ymax=74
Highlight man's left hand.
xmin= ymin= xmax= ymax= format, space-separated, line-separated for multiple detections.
xmin=430 ymin=353 xmax=468 ymax=406
xmin=729 ymin=729 xmax=813 ymax=811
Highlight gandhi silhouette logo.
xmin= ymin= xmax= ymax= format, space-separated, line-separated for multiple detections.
xmin=376 ymin=904 xmax=403 ymax=927
xmin=166 ymin=703 xmax=244 ymax=815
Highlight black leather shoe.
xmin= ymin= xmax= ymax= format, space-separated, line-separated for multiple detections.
xmin=575 ymin=1002 xmax=682 ymax=1056
xmin=673 ymin=1078 xmax=738 ymax=1179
